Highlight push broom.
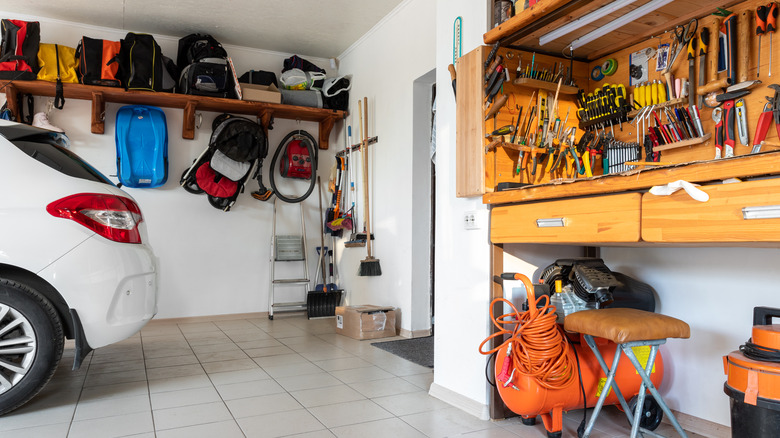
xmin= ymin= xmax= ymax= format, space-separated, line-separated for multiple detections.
xmin=358 ymin=97 xmax=381 ymax=276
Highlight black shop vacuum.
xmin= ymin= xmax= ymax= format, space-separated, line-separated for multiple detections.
xmin=724 ymin=307 xmax=780 ymax=437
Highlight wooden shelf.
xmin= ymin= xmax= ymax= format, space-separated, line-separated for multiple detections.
xmin=514 ymin=77 xmax=578 ymax=94
xmin=0 ymin=80 xmax=347 ymax=149
xmin=483 ymin=150 xmax=780 ymax=205
xmin=652 ymin=133 xmax=711 ymax=153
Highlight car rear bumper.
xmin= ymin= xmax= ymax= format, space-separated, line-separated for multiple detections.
xmin=37 ymin=235 xmax=158 ymax=348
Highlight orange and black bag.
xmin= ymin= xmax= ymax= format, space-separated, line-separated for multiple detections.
xmin=76 ymin=36 xmax=121 ymax=87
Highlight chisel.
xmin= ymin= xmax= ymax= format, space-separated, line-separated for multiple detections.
xmin=485 ymin=94 xmax=508 ymax=120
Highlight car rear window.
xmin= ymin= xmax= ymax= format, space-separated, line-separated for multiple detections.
xmin=12 ymin=134 xmax=114 ymax=185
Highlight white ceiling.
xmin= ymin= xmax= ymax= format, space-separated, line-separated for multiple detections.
xmin=0 ymin=0 xmax=405 ymax=59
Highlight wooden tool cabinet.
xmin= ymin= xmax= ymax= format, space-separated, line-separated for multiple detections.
xmin=458 ymin=0 xmax=780 ymax=246
xmin=466 ymin=0 xmax=780 ymax=420
xmin=0 ymin=80 xmax=346 ymax=149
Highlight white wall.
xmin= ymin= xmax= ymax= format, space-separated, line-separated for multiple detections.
xmin=431 ymin=0 xmax=494 ymax=418
xmin=600 ymin=246 xmax=780 ymax=425
xmin=334 ymin=0 xmax=436 ymax=334
xmin=3 ymin=12 xmax=339 ymax=319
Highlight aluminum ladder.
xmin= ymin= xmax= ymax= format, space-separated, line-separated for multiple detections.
xmin=268 ymin=198 xmax=309 ymax=319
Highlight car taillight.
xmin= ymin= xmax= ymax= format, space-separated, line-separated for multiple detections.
xmin=47 ymin=193 xmax=143 ymax=244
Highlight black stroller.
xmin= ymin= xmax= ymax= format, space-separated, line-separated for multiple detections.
xmin=180 ymin=114 xmax=268 ymax=211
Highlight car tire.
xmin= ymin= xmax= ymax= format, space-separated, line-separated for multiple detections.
xmin=0 ymin=278 xmax=64 ymax=416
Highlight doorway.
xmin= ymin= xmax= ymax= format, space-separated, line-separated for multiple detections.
xmin=411 ymin=68 xmax=436 ymax=336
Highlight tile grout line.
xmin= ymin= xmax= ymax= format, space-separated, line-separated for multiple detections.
xmin=177 ymin=320 xmax=248 ymax=438
xmin=138 ymin=330 xmax=159 ymax=438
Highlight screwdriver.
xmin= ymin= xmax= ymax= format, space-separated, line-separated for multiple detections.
xmin=486 ymin=125 xmax=514 ymax=137
xmin=758 ymin=5 xmax=768 ymax=77
xmin=769 ymin=3 xmax=778 ymax=76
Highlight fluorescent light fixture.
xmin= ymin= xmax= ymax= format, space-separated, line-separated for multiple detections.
xmin=568 ymin=0 xmax=676 ymax=51
xmin=536 ymin=218 xmax=565 ymax=228
xmin=539 ymin=0 xmax=641 ymax=46
xmin=742 ymin=205 xmax=780 ymax=220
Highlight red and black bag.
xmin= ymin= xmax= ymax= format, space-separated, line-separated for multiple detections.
xmin=280 ymin=139 xmax=312 ymax=179
xmin=77 ymin=36 xmax=121 ymax=87
xmin=0 ymin=19 xmax=40 ymax=80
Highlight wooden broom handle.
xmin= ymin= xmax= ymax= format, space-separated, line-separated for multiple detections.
xmin=361 ymin=97 xmax=373 ymax=258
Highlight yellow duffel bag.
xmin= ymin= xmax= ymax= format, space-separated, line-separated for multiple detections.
xmin=37 ymin=43 xmax=78 ymax=109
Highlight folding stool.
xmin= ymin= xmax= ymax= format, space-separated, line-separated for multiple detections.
xmin=564 ymin=308 xmax=691 ymax=438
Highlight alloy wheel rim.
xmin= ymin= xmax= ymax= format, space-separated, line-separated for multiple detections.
xmin=0 ymin=303 xmax=36 ymax=394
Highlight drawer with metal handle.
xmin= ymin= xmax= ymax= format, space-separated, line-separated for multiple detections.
xmin=642 ymin=178 xmax=780 ymax=243
xmin=491 ymin=193 xmax=641 ymax=244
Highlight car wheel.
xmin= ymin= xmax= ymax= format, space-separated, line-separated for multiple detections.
xmin=0 ymin=279 xmax=64 ymax=416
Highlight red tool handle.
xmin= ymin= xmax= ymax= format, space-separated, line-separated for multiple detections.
xmin=754 ymin=109 xmax=773 ymax=146
xmin=715 ymin=120 xmax=724 ymax=158
xmin=723 ymin=100 xmax=736 ymax=147
xmin=769 ymin=3 xmax=778 ymax=33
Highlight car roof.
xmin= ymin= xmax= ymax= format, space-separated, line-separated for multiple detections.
xmin=0 ymin=119 xmax=52 ymax=140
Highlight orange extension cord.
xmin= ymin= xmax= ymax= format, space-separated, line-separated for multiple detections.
xmin=478 ymin=273 xmax=575 ymax=390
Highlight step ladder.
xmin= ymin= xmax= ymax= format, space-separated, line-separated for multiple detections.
xmin=268 ymin=198 xmax=309 ymax=320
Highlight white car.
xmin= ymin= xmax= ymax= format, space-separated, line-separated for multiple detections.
xmin=0 ymin=120 xmax=158 ymax=415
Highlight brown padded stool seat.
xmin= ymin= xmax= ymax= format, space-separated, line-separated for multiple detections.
xmin=564 ymin=308 xmax=690 ymax=343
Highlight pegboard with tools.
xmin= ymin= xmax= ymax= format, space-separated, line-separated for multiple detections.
xmin=456 ymin=45 xmax=590 ymax=195
xmin=456 ymin=0 xmax=780 ymax=198
xmin=588 ymin=0 xmax=780 ymax=166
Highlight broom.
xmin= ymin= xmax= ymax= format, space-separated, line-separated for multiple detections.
xmin=358 ymin=97 xmax=381 ymax=276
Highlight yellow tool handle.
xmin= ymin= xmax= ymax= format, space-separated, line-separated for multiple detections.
xmin=635 ymin=85 xmax=645 ymax=107
xmin=658 ymin=80 xmax=667 ymax=102
xmin=583 ymin=151 xmax=593 ymax=177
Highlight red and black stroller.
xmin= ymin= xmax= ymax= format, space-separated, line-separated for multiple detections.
xmin=180 ymin=114 xmax=268 ymax=211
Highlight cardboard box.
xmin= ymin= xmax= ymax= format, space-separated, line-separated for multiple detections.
xmin=240 ymin=83 xmax=281 ymax=104
xmin=335 ymin=305 xmax=396 ymax=340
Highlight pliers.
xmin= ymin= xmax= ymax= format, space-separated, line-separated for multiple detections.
xmin=712 ymin=107 xmax=723 ymax=159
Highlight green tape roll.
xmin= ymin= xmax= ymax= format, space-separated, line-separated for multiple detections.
xmin=602 ymin=58 xmax=618 ymax=76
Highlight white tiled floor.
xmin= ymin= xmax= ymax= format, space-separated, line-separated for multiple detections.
xmin=0 ymin=314 xmax=705 ymax=437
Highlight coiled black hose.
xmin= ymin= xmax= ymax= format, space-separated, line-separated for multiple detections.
xmin=268 ymin=130 xmax=318 ymax=203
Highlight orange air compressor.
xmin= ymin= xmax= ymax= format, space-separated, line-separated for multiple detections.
xmin=481 ymin=270 xmax=664 ymax=438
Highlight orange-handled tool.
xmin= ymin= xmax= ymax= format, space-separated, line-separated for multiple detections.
xmin=768 ymin=3 xmax=778 ymax=76
xmin=757 ymin=6 xmax=768 ymax=77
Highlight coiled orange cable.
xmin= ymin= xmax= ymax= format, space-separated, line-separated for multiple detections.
xmin=479 ymin=273 xmax=575 ymax=390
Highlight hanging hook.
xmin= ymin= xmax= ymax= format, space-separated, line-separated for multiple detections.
xmin=45 ymin=98 xmax=54 ymax=116
xmin=195 ymin=112 xmax=203 ymax=129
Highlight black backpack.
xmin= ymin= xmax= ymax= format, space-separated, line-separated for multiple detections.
xmin=118 ymin=33 xmax=176 ymax=92
xmin=0 ymin=19 xmax=40 ymax=80
xmin=177 ymin=33 xmax=235 ymax=98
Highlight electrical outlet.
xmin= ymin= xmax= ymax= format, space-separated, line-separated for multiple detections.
xmin=464 ymin=210 xmax=481 ymax=230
